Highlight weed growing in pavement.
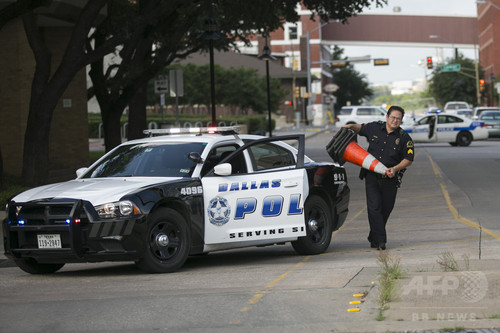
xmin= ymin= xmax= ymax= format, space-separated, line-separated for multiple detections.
xmin=436 ymin=251 xmax=459 ymax=271
xmin=375 ymin=251 xmax=404 ymax=320
xmin=436 ymin=251 xmax=472 ymax=272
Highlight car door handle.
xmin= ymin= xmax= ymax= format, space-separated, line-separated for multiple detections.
xmin=283 ymin=182 xmax=298 ymax=188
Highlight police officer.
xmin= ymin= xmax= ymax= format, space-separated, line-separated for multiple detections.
xmin=343 ymin=105 xmax=414 ymax=250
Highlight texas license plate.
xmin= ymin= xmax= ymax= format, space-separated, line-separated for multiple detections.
xmin=37 ymin=234 xmax=62 ymax=249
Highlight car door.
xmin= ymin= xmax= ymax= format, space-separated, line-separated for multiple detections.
xmin=201 ymin=136 xmax=308 ymax=245
xmin=435 ymin=115 xmax=458 ymax=142
xmin=409 ymin=115 xmax=437 ymax=142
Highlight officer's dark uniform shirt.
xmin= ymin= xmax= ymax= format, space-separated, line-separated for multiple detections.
xmin=359 ymin=121 xmax=414 ymax=168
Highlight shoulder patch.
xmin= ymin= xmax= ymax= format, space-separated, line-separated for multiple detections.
xmin=407 ymin=141 xmax=414 ymax=148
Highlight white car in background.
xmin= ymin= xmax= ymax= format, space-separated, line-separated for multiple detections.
xmin=472 ymin=106 xmax=500 ymax=119
xmin=402 ymin=113 xmax=488 ymax=146
xmin=443 ymin=101 xmax=470 ymax=112
xmin=335 ymin=105 xmax=387 ymax=127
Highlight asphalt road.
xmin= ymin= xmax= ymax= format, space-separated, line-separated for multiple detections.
xmin=1 ymin=130 xmax=499 ymax=333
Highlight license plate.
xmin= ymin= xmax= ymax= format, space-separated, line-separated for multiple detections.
xmin=37 ymin=234 xmax=62 ymax=249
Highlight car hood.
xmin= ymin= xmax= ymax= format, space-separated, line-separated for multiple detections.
xmin=11 ymin=177 xmax=181 ymax=206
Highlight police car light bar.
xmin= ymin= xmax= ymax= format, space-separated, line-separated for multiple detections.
xmin=143 ymin=126 xmax=241 ymax=137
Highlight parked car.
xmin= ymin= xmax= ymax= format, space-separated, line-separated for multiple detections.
xmin=455 ymin=108 xmax=473 ymax=118
xmin=336 ymin=105 xmax=387 ymax=127
xmin=443 ymin=101 xmax=470 ymax=112
xmin=472 ymin=106 xmax=500 ymax=119
xmin=478 ymin=110 xmax=500 ymax=138
xmin=3 ymin=126 xmax=350 ymax=274
xmin=402 ymin=113 xmax=488 ymax=146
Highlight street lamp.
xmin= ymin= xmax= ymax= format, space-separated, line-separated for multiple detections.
xmin=199 ymin=17 xmax=224 ymax=126
xmin=258 ymin=35 xmax=277 ymax=137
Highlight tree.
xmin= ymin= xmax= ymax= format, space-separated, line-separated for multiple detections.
xmin=150 ymin=64 xmax=287 ymax=115
xmin=428 ymin=54 xmax=483 ymax=107
xmin=330 ymin=45 xmax=373 ymax=112
xmin=1 ymin=0 xmax=386 ymax=185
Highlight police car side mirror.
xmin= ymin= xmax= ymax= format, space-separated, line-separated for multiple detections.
xmin=76 ymin=167 xmax=88 ymax=178
xmin=188 ymin=152 xmax=203 ymax=163
xmin=214 ymin=163 xmax=232 ymax=176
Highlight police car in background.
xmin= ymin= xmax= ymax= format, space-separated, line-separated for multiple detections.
xmin=3 ymin=127 xmax=350 ymax=274
xmin=402 ymin=113 xmax=488 ymax=146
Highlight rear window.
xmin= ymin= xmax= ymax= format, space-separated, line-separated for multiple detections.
xmin=339 ymin=108 xmax=353 ymax=115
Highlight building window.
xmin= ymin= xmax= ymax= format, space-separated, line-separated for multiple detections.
xmin=288 ymin=25 xmax=297 ymax=40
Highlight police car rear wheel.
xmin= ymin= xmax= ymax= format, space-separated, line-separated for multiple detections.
xmin=291 ymin=195 xmax=333 ymax=255
xmin=456 ymin=131 xmax=472 ymax=146
xmin=136 ymin=208 xmax=191 ymax=273
xmin=15 ymin=258 xmax=65 ymax=274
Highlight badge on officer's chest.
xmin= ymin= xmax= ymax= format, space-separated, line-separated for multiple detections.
xmin=395 ymin=138 xmax=400 ymax=145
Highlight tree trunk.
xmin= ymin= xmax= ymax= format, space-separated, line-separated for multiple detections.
xmin=102 ymin=106 xmax=123 ymax=152
xmin=128 ymin=83 xmax=148 ymax=140
xmin=22 ymin=99 xmax=53 ymax=186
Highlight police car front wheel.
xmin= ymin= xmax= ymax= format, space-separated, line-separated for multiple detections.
xmin=136 ymin=208 xmax=191 ymax=273
xmin=291 ymin=195 xmax=333 ymax=255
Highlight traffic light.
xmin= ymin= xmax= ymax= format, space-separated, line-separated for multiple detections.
xmin=426 ymin=57 xmax=433 ymax=69
xmin=293 ymin=58 xmax=299 ymax=71
xmin=331 ymin=61 xmax=349 ymax=68
xmin=479 ymin=79 xmax=485 ymax=92
xmin=294 ymin=86 xmax=300 ymax=98
xmin=373 ymin=58 xmax=389 ymax=66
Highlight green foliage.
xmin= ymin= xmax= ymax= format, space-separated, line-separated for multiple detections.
xmin=148 ymin=63 xmax=287 ymax=114
xmin=88 ymin=114 xmax=275 ymax=138
xmin=371 ymin=91 xmax=437 ymax=113
xmin=428 ymin=54 xmax=483 ymax=107
xmin=330 ymin=46 xmax=373 ymax=112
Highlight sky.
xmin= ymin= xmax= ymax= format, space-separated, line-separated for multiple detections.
xmin=336 ymin=0 xmax=478 ymax=86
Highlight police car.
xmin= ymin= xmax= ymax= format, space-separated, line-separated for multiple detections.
xmin=402 ymin=113 xmax=488 ymax=146
xmin=3 ymin=127 xmax=350 ymax=274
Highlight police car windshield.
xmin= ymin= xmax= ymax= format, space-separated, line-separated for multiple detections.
xmin=83 ymin=142 xmax=206 ymax=178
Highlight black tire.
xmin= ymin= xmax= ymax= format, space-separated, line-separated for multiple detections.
xmin=15 ymin=258 xmax=64 ymax=274
xmin=291 ymin=195 xmax=333 ymax=255
xmin=449 ymin=142 xmax=458 ymax=146
xmin=456 ymin=131 xmax=472 ymax=146
xmin=136 ymin=208 xmax=191 ymax=273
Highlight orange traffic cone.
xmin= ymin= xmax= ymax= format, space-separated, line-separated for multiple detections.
xmin=326 ymin=127 xmax=388 ymax=175
xmin=343 ymin=141 xmax=388 ymax=175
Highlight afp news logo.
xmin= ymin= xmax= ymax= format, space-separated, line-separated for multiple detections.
xmin=402 ymin=271 xmax=488 ymax=303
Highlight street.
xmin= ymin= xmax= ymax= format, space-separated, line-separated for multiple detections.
xmin=1 ymin=130 xmax=500 ymax=333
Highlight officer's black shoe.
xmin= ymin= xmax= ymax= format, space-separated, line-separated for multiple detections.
xmin=367 ymin=237 xmax=377 ymax=249
xmin=377 ymin=242 xmax=386 ymax=250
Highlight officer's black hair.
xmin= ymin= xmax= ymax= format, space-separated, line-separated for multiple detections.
xmin=387 ymin=105 xmax=405 ymax=118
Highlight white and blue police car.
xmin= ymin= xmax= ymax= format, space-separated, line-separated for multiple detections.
xmin=3 ymin=127 xmax=350 ymax=274
xmin=403 ymin=113 xmax=488 ymax=146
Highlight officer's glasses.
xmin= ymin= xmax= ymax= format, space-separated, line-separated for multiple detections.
xmin=388 ymin=116 xmax=402 ymax=122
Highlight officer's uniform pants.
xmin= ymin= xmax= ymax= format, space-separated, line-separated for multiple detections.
xmin=365 ymin=172 xmax=398 ymax=244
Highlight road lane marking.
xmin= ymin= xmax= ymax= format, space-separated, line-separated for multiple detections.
xmin=440 ymin=183 xmax=500 ymax=242
xmin=426 ymin=151 xmax=500 ymax=242
xmin=236 ymin=256 xmax=311 ymax=316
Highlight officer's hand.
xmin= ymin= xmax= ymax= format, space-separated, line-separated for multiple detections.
xmin=386 ymin=168 xmax=396 ymax=178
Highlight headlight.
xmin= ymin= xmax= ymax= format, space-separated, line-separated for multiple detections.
xmin=95 ymin=200 xmax=141 ymax=219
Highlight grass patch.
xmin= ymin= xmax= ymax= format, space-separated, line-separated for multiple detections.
xmin=375 ymin=251 xmax=404 ymax=320
xmin=436 ymin=251 xmax=472 ymax=272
